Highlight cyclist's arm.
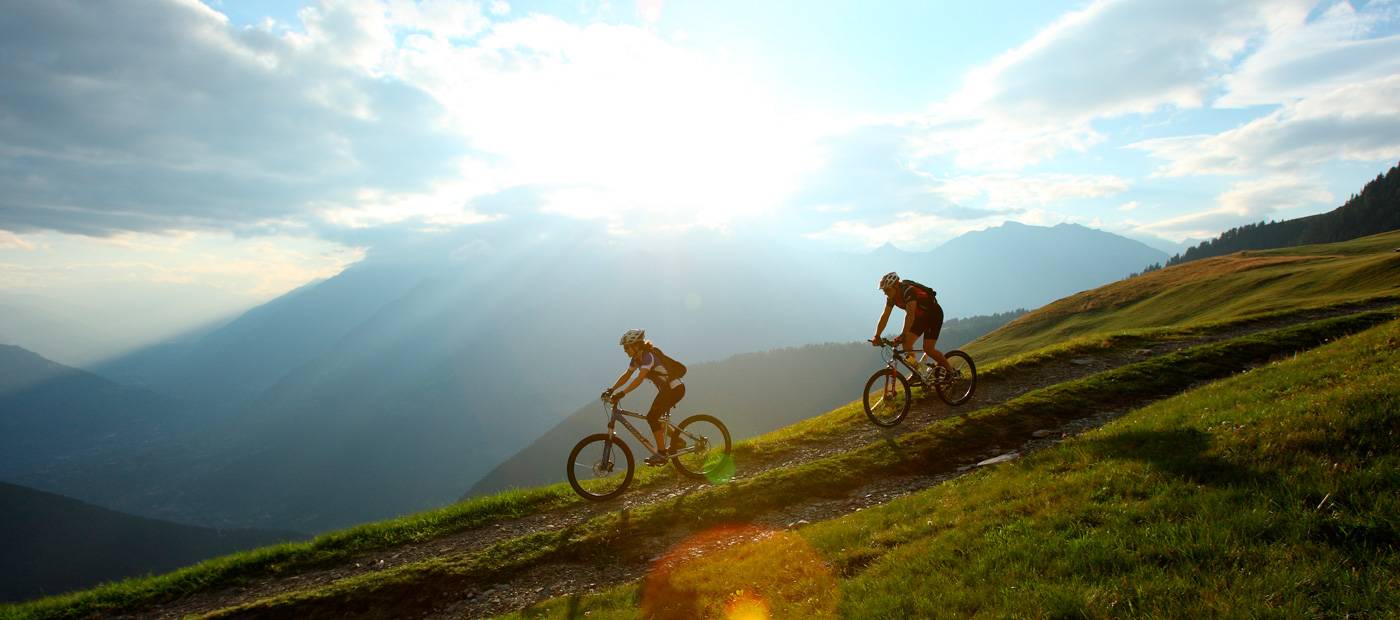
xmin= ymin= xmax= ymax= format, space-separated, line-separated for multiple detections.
xmin=618 ymin=367 xmax=650 ymax=398
xmin=608 ymin=368 xmax=635 ymax=392
xmin=901 ymin=303 xmax=917 ymax=338
xmin=874 ymin=300 xmax=894 ymax=340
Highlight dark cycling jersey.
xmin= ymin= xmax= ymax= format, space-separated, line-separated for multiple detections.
xmin=891 ymin=282 xmax=935 ymax=311
xmin=629 ymin=351 xmax=683 ymax=390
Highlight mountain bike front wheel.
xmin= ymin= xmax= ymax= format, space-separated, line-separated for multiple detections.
xmin=936 ymin=350 xmax=977 ymax=406
xmin=566 ymin=434 xmax=634 ymax=501
xmin=670 ymin=414 xmax=732 ymax=481
xmin=863 ymin=368 xmax=911 ymax=427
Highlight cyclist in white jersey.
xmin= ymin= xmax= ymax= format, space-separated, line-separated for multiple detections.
xmin=603 ymin=329 xmax=687 ymax=466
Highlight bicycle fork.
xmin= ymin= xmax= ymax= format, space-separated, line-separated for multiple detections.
xmin=598 ymin=418 xmax=619 ymax=473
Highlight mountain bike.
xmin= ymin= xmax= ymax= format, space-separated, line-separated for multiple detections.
xmin=862 ymin=337 xmax=976 ymax=427
xmin=566 ymin=394 xmax=732 ymax=501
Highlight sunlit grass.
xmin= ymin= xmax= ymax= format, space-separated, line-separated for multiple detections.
xmin=503 ymin=316 xmax=1400 ymax=619
xmin=734 ymin=294 xmax=1400 ymax=455
xmin=8 ymin=232 xmax=1398 ymax=619
xmin=8 ymin=308 xmax=1392 ymax=620
xmin=971 ymin=229 xmax=1400 ymax=361
xmin=185 ymin=311 xmax=1398 ymax=619
xmin=0 ymin=485 xmax=574 ymax=620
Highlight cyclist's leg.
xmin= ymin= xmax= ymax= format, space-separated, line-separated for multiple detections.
xmin=646 ymin=386 xmax=680 ymax=453
xmin=900 ymin=309 xmax=921 ymax=371
xmin=646 ymin=393 xmax=667 ymax=455
xmin=921 ymin=302 xmax=952 ymax=370
xmin=647 ymin=384 xmax=684 ymax=454
xmin=901 ymin=313 xmax=919 ymax=352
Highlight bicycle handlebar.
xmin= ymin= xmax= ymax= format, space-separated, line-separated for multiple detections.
xmin=600 ymin=389 xmax=625 ymax=413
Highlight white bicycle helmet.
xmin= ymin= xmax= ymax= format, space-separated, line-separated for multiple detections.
xmin=619 ymin=328 xmax=646 ymax=346
xmin=879 ymin=272 xmax=900 ymax=290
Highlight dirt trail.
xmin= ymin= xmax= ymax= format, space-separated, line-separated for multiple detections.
xmin=127 ymin=301 xmax=1396 ymax=620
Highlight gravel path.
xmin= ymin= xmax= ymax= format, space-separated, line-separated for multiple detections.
xmin=124 ymin=301 xmax=1395 ymax=620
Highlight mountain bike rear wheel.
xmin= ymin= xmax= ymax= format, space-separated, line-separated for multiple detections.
xmin=935 ymin=350 xmax=976 ymax=406
xmin=566 ymin=433 xmax=634 ymax=501
xmin=863 ymin=368 xmax=911 ymax=427
xmin=670 ymin=414 xmax=732 ymax=481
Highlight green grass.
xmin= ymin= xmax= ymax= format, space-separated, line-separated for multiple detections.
xmin=8 ymin=300 xmax=1361 ymax=620
xmin=971 ymin=229 xmax=1400 ymax=361
xmin=187 ymin=310 xmax=1397 ymax=619
xmin=0 ymin=485 xmax=576 ymax=620
xmin=735 ymin=295 xmax=1399 ymax=455
xmin=502 ymin=315 xmax=1400 ymax=619
xmin=8 ymin=232 xmax=1398 ymax=619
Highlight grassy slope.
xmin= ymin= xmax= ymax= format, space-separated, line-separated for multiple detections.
xmin=970 ymin=229 xmax=1400 ymax=361
xmin=6 ymin=233 xmax=1398 ymax=619
xmin=196 ymin=310 xmax=1399 ymax=618
xmin=505 ymin=315 xmax=1400 ymax=619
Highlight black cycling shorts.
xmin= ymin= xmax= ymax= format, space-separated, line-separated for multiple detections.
xmin=647 ymin=383 xmax=686 ymax=431
xmin=910 ymin=301 xmax=944 ymax=343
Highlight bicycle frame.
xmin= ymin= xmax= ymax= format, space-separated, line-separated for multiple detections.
xmin=596 ymin=400 xmax=705 ymax=464
xmin=876 ymin=340 xmax=929 ymax=384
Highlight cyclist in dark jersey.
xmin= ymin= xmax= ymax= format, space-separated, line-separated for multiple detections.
xmin=603 ymin=329 xmax=687 ymax=466
xmin=872 ymin=271 xmax=953 ymax=381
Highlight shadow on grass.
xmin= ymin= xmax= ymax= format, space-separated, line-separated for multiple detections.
xmin=1081 ymin=428 xmax=1270 ymax=488
xmin=1084 ymin=425 xmax=1400 ymax=553
xmin=564 ymin=593 xmax=583 ymax=619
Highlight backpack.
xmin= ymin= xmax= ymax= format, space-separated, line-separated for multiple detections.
xmin=903 ymin=280 xmax=937 ymax=308
xmin=650 ymin=347 xmax=688 ymax=380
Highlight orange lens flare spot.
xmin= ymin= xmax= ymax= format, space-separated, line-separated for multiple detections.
xmin=723 ymin=589 xmax=770 ymax=620
xmin=642 ymin=524 xmax=837 ymax=619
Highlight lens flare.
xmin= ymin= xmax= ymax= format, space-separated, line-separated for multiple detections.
xmin=641 ymin=524 xmax=837 ymax=619
xmin=704 ymin=453 xmax=737 ymax=484
xmin=724 ymin=589 xmax=770 ymax=620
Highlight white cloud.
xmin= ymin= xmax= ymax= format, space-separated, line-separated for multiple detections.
xmin=0 ymin=230 xmax=34 ymax=251
xmin=1 ymin=0 xmax=824 ymax=237
xmin=1132 ymin=74 xmax=1400 ymax=176
xmin=635 ymin=0 xmax=662 ymax=24
xmin=910 ymin=0 xmax=1308 ymax=171
xmin=908 ymin=113 xmax=1104 ymax=171
xmin=1118 ymin=201 xmax=1141 ymax=212
xmin=1134 ymin=175 xmax=1332 ymax=240
xmin=0 ymin=229 xmax=362 ymax=299
xmin=315 ymin=157 xmax=508 ymax=229
xmin=1218 ymin=0 xmax=1400 ymax=107
xmin=0 ymin=0 xmax=469 ymax=235
xmin=394 ymin=14 xmax=824 ymax=228
xmin=805 ymin=211 xmax=1003 ymax=251
xmin=928 ymin=173 xmax=1130 ymax=211
xmin=1130 ymin=1 xmax=1400 ymax=177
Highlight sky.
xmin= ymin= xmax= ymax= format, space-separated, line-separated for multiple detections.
xmin=2 ymin=0 xmax=1399 ymax=357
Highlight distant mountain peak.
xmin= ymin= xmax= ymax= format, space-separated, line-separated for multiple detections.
xmin=0 ymin=344 xmax=75 ymax=393
xmin=870 ymin=242 xmax=904 ymax=255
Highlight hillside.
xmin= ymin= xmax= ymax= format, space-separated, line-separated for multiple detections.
xmin=0 ymin=298 xmax=126 ymax=368
xmin=0 ymin=345 xmax=206 ymax=523
xmin=471 ymin=310 xmax=1024 ymax=496
xmin=469 ymin=342 xmax=882 ymax=495
xmin=512 ymin=307 xmax=1400 ymax=618
xmin=969 ymin=229 xmax=1400 ymax=361
xmin=1160 ymin=161 xmax=1400 ymax=267
xmin=920 ymin=222 xmax=1167 ymax=310
xmin=68 ymin=222 xmax=1153 ymax=533
xmin=6 ymin=230 xmax=1395 ymax=619
xmin=0 ymin=482 xmax=298 ymax=603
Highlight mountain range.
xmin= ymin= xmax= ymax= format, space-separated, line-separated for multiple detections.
xmin=0 ymin=481 xmax=297 ymax=603
xmin=3 ymin=222 xmax=1165 ymax=532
